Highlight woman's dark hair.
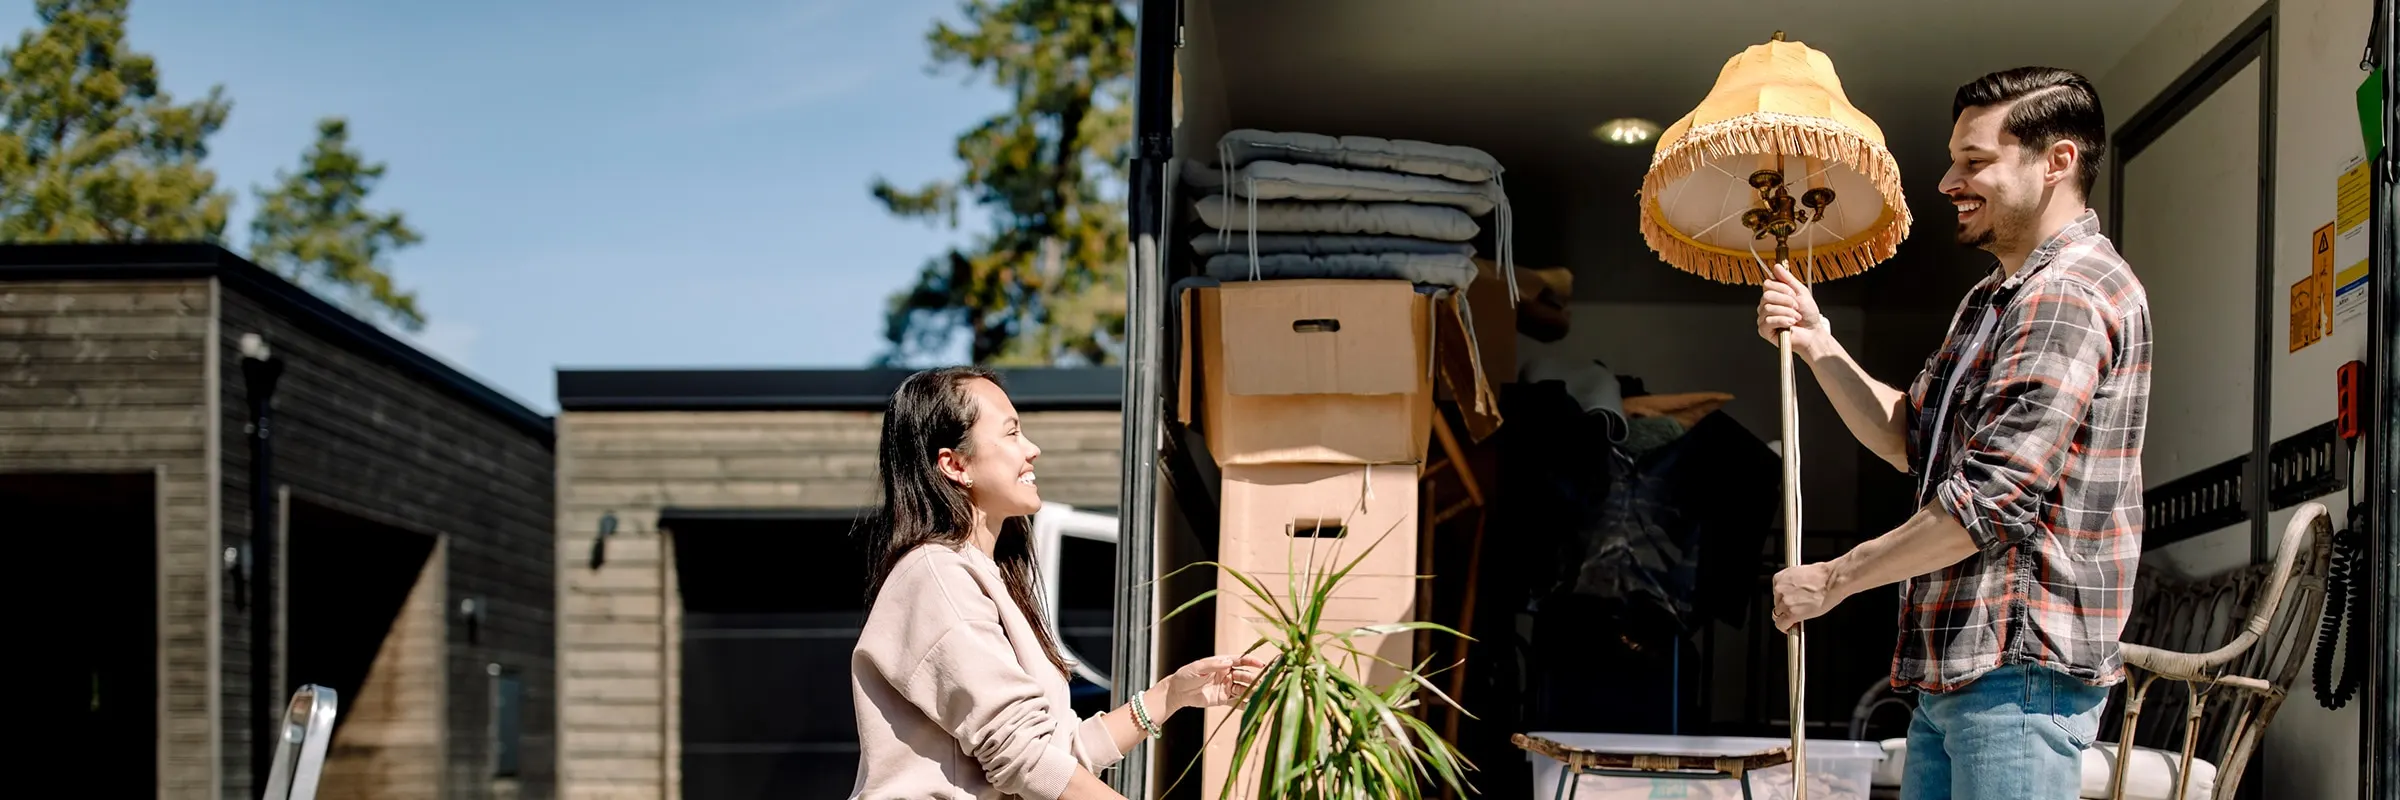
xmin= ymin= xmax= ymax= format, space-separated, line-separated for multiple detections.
xmin=857 ymin=365 xmax=1071 ymax=676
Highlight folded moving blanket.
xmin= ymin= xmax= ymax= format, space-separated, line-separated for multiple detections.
xmin=1200 ymin=252 xmax=1480 ymax=291
xmin=1186 ymin=155 xmax=1516 ymax=300
xmin=1189 ymin=233 xmax=1474 ymax=258
xmin=1192 ymin=160 xmax=1501 ymax=215
xmin=1194 ymin=197 xmax=1481 ymax=242
xmin=1216 ymin=128 xmax=1505 ymax=184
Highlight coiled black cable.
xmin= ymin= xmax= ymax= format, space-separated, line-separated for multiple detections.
xmin=2311 ymin=502 xmax=2368 ymax=710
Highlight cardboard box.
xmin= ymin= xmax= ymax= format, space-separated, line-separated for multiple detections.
xmin=1212 ymin=462 xmax=1420 ymax=672
xmin=1218 ymin=462 xmax=1420 ymax=576
xmin=1202 ymin=462 xmax=1422 ymax=799
xmin=1178 ymin=279 xmax=1437 ymax=467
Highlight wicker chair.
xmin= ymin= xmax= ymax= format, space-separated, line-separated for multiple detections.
xmin=2100 ymin=501 xmax=2334 ymax=799
xmin=1852 ymin=502 xmax=2335 ymax=800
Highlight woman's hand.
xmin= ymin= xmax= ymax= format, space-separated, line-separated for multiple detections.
xmin=1161 ymin=653 xmax=1268 ymax=711
xmin=1096 ymin=652 xmax=1273 ymax=756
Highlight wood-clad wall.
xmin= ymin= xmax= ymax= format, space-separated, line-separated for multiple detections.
xmin=0 ymin=279 xmax=220 ymax=797
xmin=316 ymin=541 xmax=448 ymax=800
xmin=218 ymin=287 xmax=557 ymax=800
xmin=555 ymin=409 xmax=1123 ymax=798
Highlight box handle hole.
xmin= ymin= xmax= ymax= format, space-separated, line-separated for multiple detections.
xmin=1289 ymin=519 xmax=1347 ymax=539
xmin=1292 ymin=318 xmax=1342 ymax=334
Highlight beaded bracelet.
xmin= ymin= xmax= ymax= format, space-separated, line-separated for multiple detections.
xmin=1129 ymin=691 xmax=1163 ymax=739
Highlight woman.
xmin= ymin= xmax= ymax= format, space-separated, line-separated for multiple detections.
xmin=849 ymin=366 xmax=1265 ymax=800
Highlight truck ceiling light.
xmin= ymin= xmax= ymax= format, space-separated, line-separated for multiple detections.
xmin=1595 ymin=117 xmax=1661 ymax=146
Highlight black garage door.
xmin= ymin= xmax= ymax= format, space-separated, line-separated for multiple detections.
xmin=671 ymin=510 xmax=871 ymax=799
xmin=10 ymin=473 xmax=156 ymax=798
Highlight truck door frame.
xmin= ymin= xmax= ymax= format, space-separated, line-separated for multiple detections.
xmin=2366 ymin=2 xmax=2396 ymax=797
xmin=1112 ymin=0 xmax=1184 ymax=796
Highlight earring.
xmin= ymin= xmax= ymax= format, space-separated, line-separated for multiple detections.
xmin=963 ymin=478 xmax=974 ymax=488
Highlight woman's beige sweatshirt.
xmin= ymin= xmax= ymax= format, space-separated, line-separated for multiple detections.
xmin=847 ymin=542 xmax=1126 ymax=799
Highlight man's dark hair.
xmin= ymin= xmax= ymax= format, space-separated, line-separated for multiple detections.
xmin=1953 ymin=67 xmax=2107 ymax=196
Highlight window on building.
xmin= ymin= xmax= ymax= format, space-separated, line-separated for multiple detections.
xmin=491 ymin=664 xmax=523 ymax=778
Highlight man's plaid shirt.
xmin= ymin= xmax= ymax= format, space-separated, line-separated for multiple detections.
xmin=1896 ymin=209 xmax=2152 ymax=693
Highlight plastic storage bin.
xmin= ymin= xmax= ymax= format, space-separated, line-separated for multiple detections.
xmin=1522 ymin=732 xmax=1886 ymax=800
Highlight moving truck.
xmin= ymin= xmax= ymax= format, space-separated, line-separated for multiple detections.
xmin=1104 ymin=1 xmax=2398 ymax=799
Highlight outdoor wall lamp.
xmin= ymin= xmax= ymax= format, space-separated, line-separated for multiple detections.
xmin=239 ymin=332 xmax=272 ymax=363
xmin=225 ymin=545 xmax=248 ymax=611
xmin=589 ymin=511 xmax=618 ymax=570
xmin=460 ymin=596 xmax=485 ymax=644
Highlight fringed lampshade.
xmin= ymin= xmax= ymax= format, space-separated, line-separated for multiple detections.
xmin=1639 ymin=33 xmax=1911 ymax=284
xmin=1635 ymin=34 xmax=1910 ymax=800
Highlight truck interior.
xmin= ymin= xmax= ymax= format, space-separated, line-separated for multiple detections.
xmin=1128 ymin=1 xmax=2391 ymax=798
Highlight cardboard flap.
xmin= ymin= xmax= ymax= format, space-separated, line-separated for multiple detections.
xmin=1219 ymin=280 xmax=1422 ymax=397
xmin=1435 ymin=293 xmax=1504 ymax=442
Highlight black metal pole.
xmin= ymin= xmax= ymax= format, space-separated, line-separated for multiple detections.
xmin=1109 ymin=1 xmax=1178 ymax=796
xmin=243 ymin=349 xmax=284 ymax=794
xmin=2367 ymin=1 xmax=2396 ymax=796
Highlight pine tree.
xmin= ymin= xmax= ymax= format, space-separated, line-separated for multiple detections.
xmin=871 ymin=0 xmax=1134 ymax=366
xmin=247 ymin=116 xmax=424 ymax=330
xmin=0 ymin=0 xmax=234 ymax=242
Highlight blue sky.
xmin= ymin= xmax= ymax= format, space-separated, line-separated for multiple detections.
xmin=9 ymin=0 xmax=1002 ymax=412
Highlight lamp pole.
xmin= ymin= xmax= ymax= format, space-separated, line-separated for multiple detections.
xmin=1745 ymin=163 xmax=1834 ymax=799
xmin=240 ymin=334 xmax=284 ymax=794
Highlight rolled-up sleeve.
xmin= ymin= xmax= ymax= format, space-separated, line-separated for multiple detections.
xmin=888 ymin=569 xmax=1079 ymax=799
xmin=1933 ymin=280 xmax=2112 ymax=553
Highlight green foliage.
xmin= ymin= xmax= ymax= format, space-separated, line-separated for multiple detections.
xmin=0 ymin=0 xmax=233 ymax=242
xmin=1 ymin=1 xmax=424 ymax=329
xmin=248 ymin=117 xmax=424 ymax=331
xmin=1161 ymin=517 xmax=1478 ymax=799
xmin=872 ymin=0 xmax=1134 ymax=367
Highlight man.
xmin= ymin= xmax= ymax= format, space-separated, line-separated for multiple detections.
xmin=1757 ymin=66 xmax=2151 ymax=799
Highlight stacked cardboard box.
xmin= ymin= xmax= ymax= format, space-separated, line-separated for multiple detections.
xmin=1176 ymin=278 xmax=1437 ymax=796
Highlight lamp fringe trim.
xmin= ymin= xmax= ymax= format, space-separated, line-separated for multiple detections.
xmin=1640 ymin=112 xmax=1915 ymax=285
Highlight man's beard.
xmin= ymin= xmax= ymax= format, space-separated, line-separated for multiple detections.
xmin=1957 ymin=220 xmax=1995 ymax=248
xmin=1956 ymin=195 xmax=2037 ymax=252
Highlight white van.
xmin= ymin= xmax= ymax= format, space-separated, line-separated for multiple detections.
xmin=1104 ymin=1 xmax=2396 ymax=799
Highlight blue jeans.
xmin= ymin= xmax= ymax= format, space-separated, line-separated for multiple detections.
xmin=1901 ymin=663 xmax=2108 ymax=800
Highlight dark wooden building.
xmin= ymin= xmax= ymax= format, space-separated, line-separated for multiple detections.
xmin=2 ymin=243 xmax=558 ymax=800
xmin=550 ymin=367 xmax=1124 ymax=799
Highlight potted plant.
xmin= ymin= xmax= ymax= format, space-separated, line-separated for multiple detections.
xmin=1162 ymin=516 xmax=1477 ymax=799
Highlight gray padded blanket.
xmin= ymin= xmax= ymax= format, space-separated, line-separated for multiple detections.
xmin=1200 ymin=252 xmax=1479 ymax=291
xmin=1189 ymin=233 xmax=1475 ymax=258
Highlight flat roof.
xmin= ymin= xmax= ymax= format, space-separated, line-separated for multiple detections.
xmin=0 ymin=243 xmax=554 ymax=442
xmin=556 ymin=366 xmax=1126 ymax=412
